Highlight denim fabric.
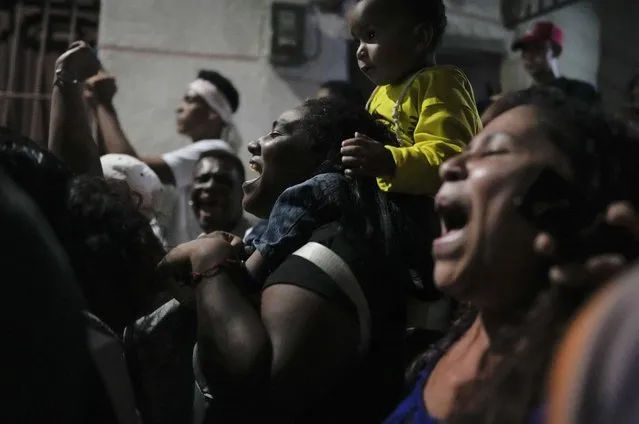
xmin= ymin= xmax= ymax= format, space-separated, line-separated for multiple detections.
xmin=250 ymin=173 xmax=351 ymax=272
xmin=243 ymin=219 xmax=268 ymax=256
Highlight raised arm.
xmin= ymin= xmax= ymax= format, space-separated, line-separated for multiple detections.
xmin=48 ymin=42 xmax=102 ymax=177
xmin=86 ymin=73 xmax=176 ymax=184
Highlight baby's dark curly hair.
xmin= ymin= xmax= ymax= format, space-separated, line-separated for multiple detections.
xmin=403 ymin=0 xmax=447 ymax=52
xmin=407 ymin=86 xmax=639 ymax=424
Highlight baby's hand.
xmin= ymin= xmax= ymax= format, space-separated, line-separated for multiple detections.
xmin=341 ymin=132 xmax=396 ymax=178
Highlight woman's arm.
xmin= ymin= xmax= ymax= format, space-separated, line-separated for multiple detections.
xmin=195 ymin=272 xmax=359 ymax=416
xmin=48 ymin=42 xmax=102 ymax=177
xmin=87 ymin=73 xmax=176 ymax=184
xmin=158 ymin=232 xmax=362 ymax=419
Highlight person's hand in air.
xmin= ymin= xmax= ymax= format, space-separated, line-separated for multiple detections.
xmin=85 ymin=71 xmax=117 ymax=106
xmin=157 ymin=232 xmax=245 ymax=306
xmin=55 ymin=41 xmax=101 ymax=84
xmin=535 ymin=201 xmax=639 ymax=286
xmin=341 ymin=132 xmax=396 ymax=178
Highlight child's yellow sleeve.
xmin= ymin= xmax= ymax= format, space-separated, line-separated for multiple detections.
xmin=377 ymin=74 xmax=481 ymax=195
xmin=377 ymin=101 xmax=480 ymax=195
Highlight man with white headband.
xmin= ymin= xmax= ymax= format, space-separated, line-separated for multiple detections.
xmin=86 ymin=68 xmax=245 ymax=245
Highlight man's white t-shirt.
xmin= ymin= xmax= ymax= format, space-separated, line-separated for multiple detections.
xmin=162 ymin=139 xmax=237 ymax=247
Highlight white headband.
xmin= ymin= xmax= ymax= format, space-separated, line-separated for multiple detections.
xmin=188 ymin=78 xmax=242 ymax=151
xmin=189 ymin=79 xmax=233 ymax=124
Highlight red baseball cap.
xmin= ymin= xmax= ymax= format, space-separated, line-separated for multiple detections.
xmin=511 ymin=21 xmax=564 ymax=57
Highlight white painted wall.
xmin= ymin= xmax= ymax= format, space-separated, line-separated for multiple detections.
xmin=98 ymin=0 xmax=348 ymax=168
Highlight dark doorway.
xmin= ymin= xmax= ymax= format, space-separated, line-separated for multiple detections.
xmin=438 ymin=48 xmax=503 ymax=113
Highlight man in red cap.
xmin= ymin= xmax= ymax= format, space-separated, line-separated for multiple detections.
xmin=512 ymin=21 xmax=600 ymax=104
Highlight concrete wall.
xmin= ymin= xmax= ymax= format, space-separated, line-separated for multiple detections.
xmin=101 ymin=0 xmax=639 ymax=170
xmin=98 ymin=0 xmax=348 ymax=168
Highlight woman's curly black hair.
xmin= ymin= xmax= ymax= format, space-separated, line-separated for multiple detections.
xmin=406 ymin=86 xmax=639 ymax=424
xmin=0 ymin=134 xmax=163 ymax=328
xmin=298 ymin=96 xmax=440 ymax=299
xmin=0 ymin=128 xmax=73 ymax=226
xmin=64 ymin=176 xmax=164 ymax=319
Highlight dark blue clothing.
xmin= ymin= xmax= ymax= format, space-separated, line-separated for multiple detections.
xmin=384 ymin=368 xmax=437 ymax=424
xmin=384 ymin=360 xmax=545 ymax=424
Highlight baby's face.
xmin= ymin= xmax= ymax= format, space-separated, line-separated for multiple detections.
xmin=348 ymin=0 xmax=424 ymax=86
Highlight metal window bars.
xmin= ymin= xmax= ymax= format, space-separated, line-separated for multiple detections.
xmin=0 ymin=0 xmax=99 ymax=141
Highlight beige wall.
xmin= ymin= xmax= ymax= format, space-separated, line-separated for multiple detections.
xmin=98 ymin=0 xmax=349 ymax=171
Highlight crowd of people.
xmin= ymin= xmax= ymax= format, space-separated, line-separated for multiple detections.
xmin=7 ymin=0 xmax=639 ymax=423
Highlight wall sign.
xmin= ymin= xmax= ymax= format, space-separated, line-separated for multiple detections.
xmin=270 ymin=2 xmax=323 ymax=67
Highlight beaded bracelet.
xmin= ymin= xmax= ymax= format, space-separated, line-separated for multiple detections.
xmin=190 ymin=259 xmax=244 ymax=287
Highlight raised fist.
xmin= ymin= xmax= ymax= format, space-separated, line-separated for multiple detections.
xmin=55 ymin=41 xmax=101 ymax=82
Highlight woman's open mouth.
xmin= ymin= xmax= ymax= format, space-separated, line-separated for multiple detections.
xmin=439 ymin=202 xmax=469 ymax=235
xmin=433 ymin=197 xmax=470 ymax=255
xmin=249 ymin=157 xmax=263 ymax=174
xmin=245 ymin=156 xmax=263 ymax=185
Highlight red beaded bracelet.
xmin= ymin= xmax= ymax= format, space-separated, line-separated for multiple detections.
xmin=190 ymin=259 xmax=243 ymax=286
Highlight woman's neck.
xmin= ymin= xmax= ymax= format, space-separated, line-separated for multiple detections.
xmin=449 ymin=312 xmax=513 ymax=375
xmin=475 ymin=305 xmax=530 ymax=347
xmin=463 ymin=315 xmax=491 ymax=351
